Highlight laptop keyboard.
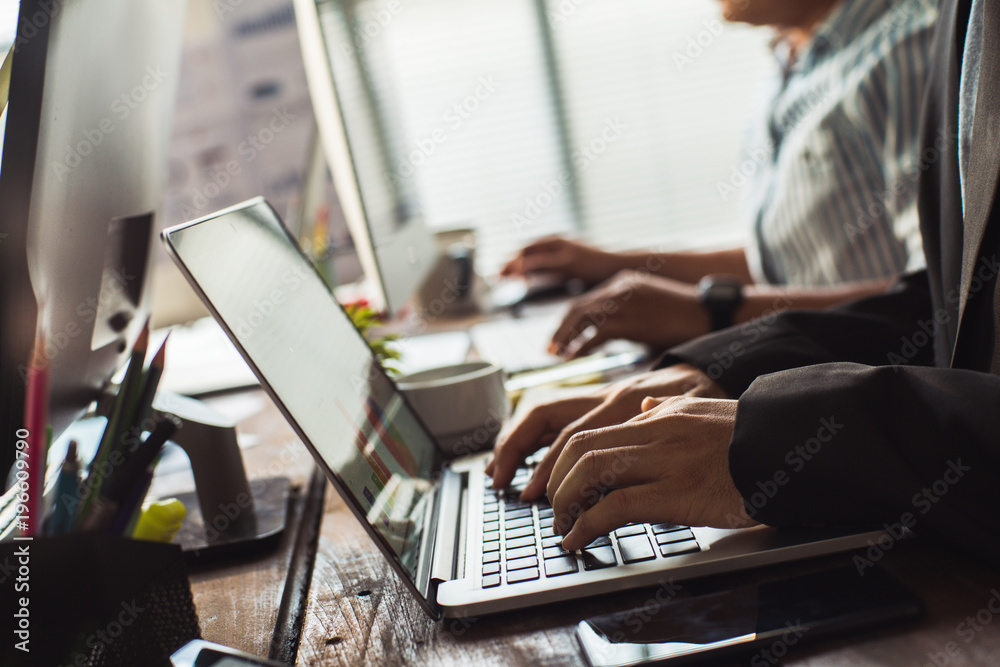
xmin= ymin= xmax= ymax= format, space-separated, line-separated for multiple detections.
xmin=480 ymin=464 xmax=701 ymax=589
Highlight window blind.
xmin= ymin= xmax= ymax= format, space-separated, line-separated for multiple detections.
xmin=338 ymin=0 xmax=773 ymax=275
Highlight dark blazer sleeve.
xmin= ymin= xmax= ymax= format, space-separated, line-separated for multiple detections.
xmin=730 ymin=362 xmax=1000 ymax=565
xmin=658 ymin=270 xmax=937 ymax=397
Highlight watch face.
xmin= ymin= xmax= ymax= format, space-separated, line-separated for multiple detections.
xmin=709 ymin=284 xmax=742 ymax=301
xmin=698 ymin=276 xmax=744 ymax=330
xmin=698 ymin=277 xmax=744 ymax=304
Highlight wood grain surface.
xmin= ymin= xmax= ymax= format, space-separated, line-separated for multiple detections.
xmin=184 ymin=390 xmax=318 ymax=660
xmin=189 ymin=389 xmax=1000 ymax=666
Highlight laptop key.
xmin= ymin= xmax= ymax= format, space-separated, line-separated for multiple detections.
xmin=483 ymin=562 xmax=500 ymax=575
xmin=505 ymin=525 xmax=535 ymax=540
xmin=483 ymin=530 xmax=500 ymax=543
xmin=538 ymin=517 xmax=554 ymax=529
xmin=543 ymin=545 xmax=570 ymax=559
xmin=483 ymin=551 xmax=500 ymax=564
xmin=584 ymin=536 xmax=612 ymax=549
xmin=660 ymin=540 xmax=700 ymax=557
xmin=504 ymin=508 xmax=532 ymax=520
xmin=483 ymin=521 xmax=500 ymax=534
xmin=544 ymin=556 xmax=578 ymax=577
xmin=541 ymin=535 xmax=564 ymax=548
xmin=614 ymin=524 xmax=648 ymax=538
xmin=506 ymin=546 xmax=536 ymax=561
xmin=650 ymin=523 xmax=683 ymax=534
xmin=539 ymin=526 xmax=557 ymax=538
xmin=505 ymin=535 xmax=535 ymax=550
xmin=505 ymin=516 xmax=533 ymax=530
xmin=507 ymin=567 xmax=540 ymax=584
xmin=483 ymin=511 xmax=499 ymax=523
xmin=483 ymin=574 xmax=501 ymax=588
xmin=506 ymin=555 xmax=539 ymax=571
xmin=655 ymin=530 xmax=696 ymax=546
xmin=483 ymin=540 xmax=500 ymax=553
xmin=617 ymin=535 xmax=656 ymax=563
xmin=504 ymin=499 xmax=530 ymax=510
xmin=582 ymin=546 xmax=617 ymax=570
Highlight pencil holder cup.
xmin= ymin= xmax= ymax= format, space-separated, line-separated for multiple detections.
xmin=0 ymin=533 xmax=200 ymax=666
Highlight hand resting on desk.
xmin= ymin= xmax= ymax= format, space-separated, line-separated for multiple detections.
xmin=500 ymin=236 xmax=624 ymax=286
xmin=485 ymin=364 xmax=754 ymax=548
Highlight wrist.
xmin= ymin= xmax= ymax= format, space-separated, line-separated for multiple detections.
xmin=614 ymin=251 xmax=669 ymax=277
xmin=735 ymin=287 xmax=797 ymax=324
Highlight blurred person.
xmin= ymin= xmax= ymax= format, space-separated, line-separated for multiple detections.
xmin=502 ymin=0 xmax=939 ymax=358
xmin=487 ymin=0 xmax=1000 ymax=566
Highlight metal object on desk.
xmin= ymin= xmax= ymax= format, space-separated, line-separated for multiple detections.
xmin=151 ymin=392 xmax=291 ymax=561
xmin=93 ymin=388 xmax=292 ymax=560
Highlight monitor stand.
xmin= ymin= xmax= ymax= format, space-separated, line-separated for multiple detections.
xmin=95 ymin=389 xmax=291 ymax=562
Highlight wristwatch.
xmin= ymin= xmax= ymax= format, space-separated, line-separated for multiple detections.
xmin=697 ymin=275 xmax=745 ymax=331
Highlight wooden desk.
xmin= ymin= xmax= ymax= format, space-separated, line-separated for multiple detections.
xmin=190 ymin=389 xmax=1000 ymax=666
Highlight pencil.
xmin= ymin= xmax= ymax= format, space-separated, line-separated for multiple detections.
xmin=111 ymin=319 xmax=151 ymax=458
xmin=103 ymin=414 xmax=180 ymax=505
xmin=23 ymin=330 xmax=49 ymax=536
xmin=105 ymin=415 xmax=180 ymax=535
xmin=133 ymin=333 xmax=168 ymax=432
xmin=75 ymin=321 xmax=149 ymax=527
xmin=49 ymin=440 xmax=80 ymax=535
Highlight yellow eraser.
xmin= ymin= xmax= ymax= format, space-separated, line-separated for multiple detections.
xmin=133 ymin=498 xmax=187 ymax=543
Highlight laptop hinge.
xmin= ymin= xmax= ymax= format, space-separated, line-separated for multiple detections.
xmin=415 ymin=482 xmax=440 ymax=607
xmin=430 ymin=468 xmax=466 ymax=583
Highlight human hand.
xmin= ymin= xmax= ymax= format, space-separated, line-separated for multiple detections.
xmin=485 ymin=364 xmax=728 ymax=499
xmin=548 ymin=271 xmax=712 ymax=358
xmin=499 ymin=236 xmax=624 ymax=286
xmin=546 ymin=395 xmax=758 ymax=551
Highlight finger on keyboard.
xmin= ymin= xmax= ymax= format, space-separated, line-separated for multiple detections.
xmin=495 ymin=397 xmax=601 ymax=490
xmin=491 ymin=416 xmax=563 ymax=488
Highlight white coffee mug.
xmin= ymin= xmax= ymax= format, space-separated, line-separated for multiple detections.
xmin=397 ymin=361 xmax=508 ymax=458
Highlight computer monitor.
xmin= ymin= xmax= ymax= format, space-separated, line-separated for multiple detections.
xmin=293 ymin=0 xmax=436 ymax=315
xmin=0 ymin=0 xmax=186 ymax=468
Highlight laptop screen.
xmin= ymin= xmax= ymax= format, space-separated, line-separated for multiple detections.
xmin=162 ymin=200 xmax=440 ymax=581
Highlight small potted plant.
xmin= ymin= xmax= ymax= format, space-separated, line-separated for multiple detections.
xmin=343 ymin=299 xmax=402 ymax=374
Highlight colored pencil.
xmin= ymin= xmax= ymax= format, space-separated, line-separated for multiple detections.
xmin=75 ymin=321 xmax=149 ymax=527
xmin=103 ymin=414 xmax=180 ymax=506
xmin=49 ymin=440 xmax=80 ymax=535
xmin=23 ymin=330 xmax=49 ymax=536
xmin=132 ymin=333 xmax=168 ymax=432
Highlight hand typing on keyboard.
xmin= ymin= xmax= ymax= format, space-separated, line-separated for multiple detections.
xmin=548 ymin=395 xmax=757 ymax=550
xmin=481 ymin=455 xmax=703 ymax=588
xmin=486 ymin=365 xmax=755 ymax=551
xmin=487 ymin=364 xmax=727 ymax=497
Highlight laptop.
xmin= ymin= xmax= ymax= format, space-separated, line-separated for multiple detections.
xmin=162 ymin=198 xmax=883 ymax=619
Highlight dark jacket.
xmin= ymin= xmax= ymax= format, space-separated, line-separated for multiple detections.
xmin=665 ymin=0 xmax=1000 ymax=564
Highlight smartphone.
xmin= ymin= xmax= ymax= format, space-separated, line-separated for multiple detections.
xmin=170 ymin=640 xmax=286 ymax=667
xmin=577 ymin=565 xmax=922 ymax=666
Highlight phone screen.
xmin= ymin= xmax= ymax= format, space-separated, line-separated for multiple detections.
xmin=577 ymin=565 xmax=922 ymax=666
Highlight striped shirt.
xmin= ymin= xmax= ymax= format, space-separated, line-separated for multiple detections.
xmin=742 ymin=0 xmax=939 ymax=287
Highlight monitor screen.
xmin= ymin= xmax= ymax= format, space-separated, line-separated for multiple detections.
xmin=0 ymin=0 xmax=185 ymax=467
xmin=163 ymin=200 xmax=440 ymax=578
xmin=294 ymin=0 xmax=436 ymax=314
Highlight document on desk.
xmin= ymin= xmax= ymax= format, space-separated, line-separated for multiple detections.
xmin=159 ymin=317 xmax=259 ymax=396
